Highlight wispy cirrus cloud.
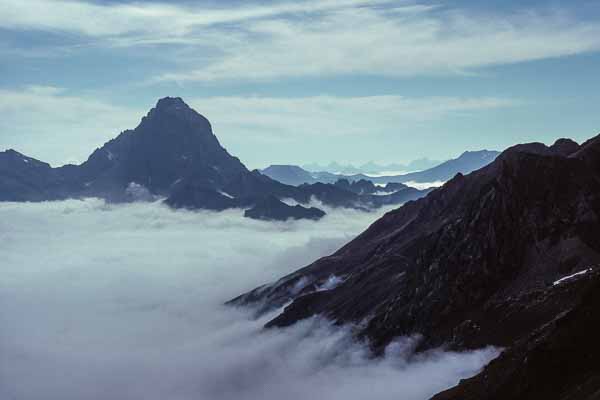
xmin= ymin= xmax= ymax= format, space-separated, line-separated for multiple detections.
xmin=1 ymin=0 xmax=599 ymax=83
xmin=159 ymin=7 xmax=600 ymax=82
xmin=0 ymin=0 xmax=408 ymax=40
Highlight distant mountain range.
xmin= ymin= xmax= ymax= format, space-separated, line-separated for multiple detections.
xmin=302 ymin=158 xmax=441 ymax=175
xmin=0 ymin=97 xmax=430 ymax=220
xmin=261 ymin=150 xmax=499 ymax=187
xmin=232 ymin=135 xmax=600 ymax=399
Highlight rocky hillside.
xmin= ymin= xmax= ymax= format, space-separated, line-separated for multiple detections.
xmin=432 ymin=269 xmax=600 ymax=400
xmin=231 ymin=134 xmax=600 ymax=397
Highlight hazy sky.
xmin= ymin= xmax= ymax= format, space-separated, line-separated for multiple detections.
xmin=1 ymin=0 xmax=600 ymax=168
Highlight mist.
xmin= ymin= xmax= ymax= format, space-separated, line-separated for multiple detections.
xmin=0 ymin=200 xmax=498 ymax=400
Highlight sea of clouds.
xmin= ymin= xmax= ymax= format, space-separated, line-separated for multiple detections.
xmin=0 ymin=199 xmax=497 ymax=400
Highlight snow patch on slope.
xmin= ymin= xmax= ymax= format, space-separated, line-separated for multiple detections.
xmin=553 ymin=268 xmax=593 ymax=286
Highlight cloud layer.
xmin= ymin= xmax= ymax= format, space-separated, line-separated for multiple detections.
xmin=1 ymin=0 xmax=599 ymax=82
xmin=0 ymin=200 xmax=498 ymax=400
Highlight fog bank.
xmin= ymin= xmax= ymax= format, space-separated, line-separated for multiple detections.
xmin=0 ymin=200 xmax=497 ymax=400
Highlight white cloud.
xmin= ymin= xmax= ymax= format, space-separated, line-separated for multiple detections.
xmin=1 ymin=0 xmax=599 ymax=82
xmin=0 ymin=0 xmax=402 ymax=40
xmin=0 ymin=199 xmax=498 ymax=400
xmin=157 ymin=6 xmax=600 ymax=82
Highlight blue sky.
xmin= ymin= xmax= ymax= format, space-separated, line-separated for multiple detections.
xmin=1 ymin=0 xmax=600 ymax=168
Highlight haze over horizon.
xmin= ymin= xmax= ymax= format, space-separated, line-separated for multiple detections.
xmin=2 ymin=0 xmax=600 ymax=168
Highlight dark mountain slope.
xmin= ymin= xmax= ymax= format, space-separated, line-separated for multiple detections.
xmin=432 ymin=270 xmax=600 ymax=400
xmin=231 ymin=136 xmax=600 ymax=355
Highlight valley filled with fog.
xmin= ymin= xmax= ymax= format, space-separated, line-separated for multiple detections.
xmin=0 ymin=200 xmax=497 ymax=400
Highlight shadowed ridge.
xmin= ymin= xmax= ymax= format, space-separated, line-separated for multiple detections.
xmin=231 ymin=133 xmax=600 ymax=357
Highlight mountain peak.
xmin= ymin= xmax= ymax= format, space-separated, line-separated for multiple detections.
xmin=149 ymin=96 xmax=197 ymax=119
xmin=143 ymin=96 xmax=212 ymax=132
xmin=156 ymin=96 xmax=188 ymax=110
